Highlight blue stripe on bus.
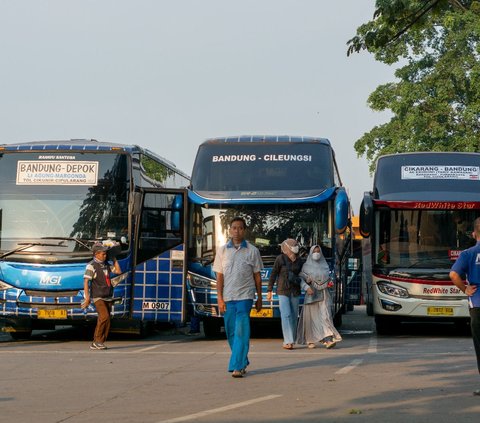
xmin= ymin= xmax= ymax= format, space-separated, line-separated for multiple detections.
xmin=187 ymin=186 xmax=337 ymax=205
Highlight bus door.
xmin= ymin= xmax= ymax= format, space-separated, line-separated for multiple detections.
xmin=132 ymin=188 xmax=188 ymax=324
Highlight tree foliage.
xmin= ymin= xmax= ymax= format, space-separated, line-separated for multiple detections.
xmin=348 ymin=0 xmax=480 ymax=172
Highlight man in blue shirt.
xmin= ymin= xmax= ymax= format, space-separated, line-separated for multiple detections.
xmin=450 ymin=217 xmax=480 ymax=396
xmin=213 ymin=217 xmax=263 ymax=378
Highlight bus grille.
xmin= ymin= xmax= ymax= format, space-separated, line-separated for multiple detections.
xmin=17 ymin=302 xmax=81 ymax=310
xmin=24 ymin=290 xmax=79 ymax=297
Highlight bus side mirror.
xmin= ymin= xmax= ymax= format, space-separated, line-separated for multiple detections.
xmin=359 ymin=192 xmax=373 ymax=238
xmin=335 ymin=188 xmax=349 ymax=234
xmin=171 ymin=194 xmax=183 ymax=232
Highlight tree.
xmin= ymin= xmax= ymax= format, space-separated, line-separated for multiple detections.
xmin=347 ymin=0 xmax=480 ymax=172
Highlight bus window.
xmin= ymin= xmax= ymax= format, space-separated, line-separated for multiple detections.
xmin=136 ymin=192 xmax=183 ymax=263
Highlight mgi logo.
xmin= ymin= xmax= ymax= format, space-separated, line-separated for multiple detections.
xmin=39 ymin=275 xmax=62 ymax=285
xmin=261 ymin=269 xmax=271 ymax=280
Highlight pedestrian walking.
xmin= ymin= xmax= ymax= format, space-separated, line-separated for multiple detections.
xmin=82 ymin=242 xmax=121 ymax=350
xmin=296 ymin=245 xmax=342 ymax=349
xmin=213 ymin=217 xmax=263 ymax=378
xmin=267 ymin=238 xmax=303 ymax=350
xmin=450 ymin=217 xmax=480 ymax=396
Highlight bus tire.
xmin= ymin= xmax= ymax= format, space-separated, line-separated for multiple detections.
xmin=10 ymin=330 xmax=32 ymax=340
xmin=203 ymin=317 xmax=224 ymax=339
xmin=375 ymin=315 xmax=399 ymax=335
xmin=366 ymin=301 xmax=374 ymax=316
xmin=333 ymin=312 xmax=342 ymax=328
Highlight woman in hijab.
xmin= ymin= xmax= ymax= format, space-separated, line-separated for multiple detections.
xmin=267 ymin=238 xmax=303 ymax=350
xmin=296 ymin=245 xmax=342 ymax=349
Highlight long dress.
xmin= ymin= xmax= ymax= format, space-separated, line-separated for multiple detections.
xmin=296 ymin=246 xmax=342 ymax=345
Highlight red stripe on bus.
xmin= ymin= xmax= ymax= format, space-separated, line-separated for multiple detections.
xmin=373 ymin=273 xmax=458 ymax=286
xmin=372 ymin=200 xmax=480 ymax=210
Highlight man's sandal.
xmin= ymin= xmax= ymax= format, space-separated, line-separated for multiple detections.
xmin=232 ymin=370 xmax=243 ymax=378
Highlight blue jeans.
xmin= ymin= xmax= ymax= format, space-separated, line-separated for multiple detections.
xmin=278 ymin=294 xmax=300 ymax=345
xmin=224 ymin=299 xmax=253 ymax=372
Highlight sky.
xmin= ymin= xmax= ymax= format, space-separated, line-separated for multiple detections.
xmin=0 ymin=0 xmax=395 ymax=212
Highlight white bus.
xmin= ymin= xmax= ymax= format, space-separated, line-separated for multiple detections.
xmin=360 ymin=152 xmax=479 ymax=334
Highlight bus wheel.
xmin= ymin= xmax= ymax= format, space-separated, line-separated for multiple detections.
xmin=375 ymin=316 xmax=399 ymax=335
xmin=203 ymin=317 xmax=224 ymax=339
xmin=10 ymin=330 xmax=32 ymax=340
xmin=333 ymin=312 xmax=343 ymax=328
xmin=366 ymin=301 xmax=374 ymax=316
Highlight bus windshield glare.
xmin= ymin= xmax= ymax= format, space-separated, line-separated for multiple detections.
xmin=0 ymin=152 xmax=130 ymax=254
xmin=375 ymin=209 xmax=477 ymax=269
xmin=189 ymin=203 xmax=332 ymax=264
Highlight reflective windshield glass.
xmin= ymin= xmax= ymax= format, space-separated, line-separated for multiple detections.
xmin=188 ymin=203 xmax=332 ymax=264
xmin=375 ymin=153 xmax=480 ymax=201
xmin=0 ymin=152 xmax=130 ymax=255
xmin=191 ymin=142 xmax=333 ymax=196
xmin=374 ymin=209 xmax=477 ymax=269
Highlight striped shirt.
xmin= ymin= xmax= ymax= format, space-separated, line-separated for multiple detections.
xmin=213 ymin=239 xmax=263 ymax=302
xmin=84 ymin=258 xmax=112 ymax=302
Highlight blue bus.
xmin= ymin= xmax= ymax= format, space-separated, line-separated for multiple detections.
xmin=186 ymin=135 xmax=350 ymax=337
xmin=0 ymin=139 xmax=190 ymax=339
xmin=360 ymin=152 xmax=479 ymax=334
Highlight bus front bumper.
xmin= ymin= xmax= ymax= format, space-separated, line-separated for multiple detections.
xmin=373 ymin=293 xmax=470 ymax=319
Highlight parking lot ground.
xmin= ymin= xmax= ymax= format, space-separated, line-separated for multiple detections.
xmin=1 ymin=307 xmax=480 ymax=423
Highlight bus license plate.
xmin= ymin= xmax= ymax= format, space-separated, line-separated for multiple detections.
xmin=427 ymin=306 xmax=454 ymax=316
xmin=38 ymin=309 xmax=67 ymax=319
xmin=250 ymin=308 xmax=273 ymax=318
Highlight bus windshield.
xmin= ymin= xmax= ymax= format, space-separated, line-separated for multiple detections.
xmin=189 ymin=203 xmax=332 ymax=265
xmin=191 ymin=142 xmax=334 ymax=197
xmin=0 ymin=152 xmax=130 ymax=254
xmin=374 ymin=209 xmax=477 ymax=270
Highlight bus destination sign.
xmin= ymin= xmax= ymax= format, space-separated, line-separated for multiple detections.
xmin=212 ymin=154 xmax=312 ymax=162
xmin=16 ymin=160 xmax=99 ymax=186
xmin=401 ymin=165 xmax=480 ymax=180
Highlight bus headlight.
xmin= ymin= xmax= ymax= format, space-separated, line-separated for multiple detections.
xmin=377 ymin=281 xmax=409 ymax=298
xmin=187 ymin=273 xmax=217 ymax=289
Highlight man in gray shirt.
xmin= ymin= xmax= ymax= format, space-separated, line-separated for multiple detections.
xmin=213 ymin=217 xmax=263 ymax=378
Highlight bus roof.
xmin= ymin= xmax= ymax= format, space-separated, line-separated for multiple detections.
xmin=202 ymin=135 xmax=331 ymax=145
xmin=0 ymin=139 xmax=132 ymax=151
xmin=0 ymin=139 xmax=139 ymax=152
xmin=374 ymin=152 xmax=480 ymax=201
xmin=0 ymin=139 xmax=189 ymax=179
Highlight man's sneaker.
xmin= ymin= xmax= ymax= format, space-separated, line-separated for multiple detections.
xmin=90 ymin=342 xmax=107 ymax=350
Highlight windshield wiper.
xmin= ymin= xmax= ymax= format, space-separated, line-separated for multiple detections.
xmin=407 ymin=257 xmax=450 ymax=268
xmin=41 ymin=236 xmax=91 ymax=250
xmin=0 ymin=242 xmax=67 ymax=260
